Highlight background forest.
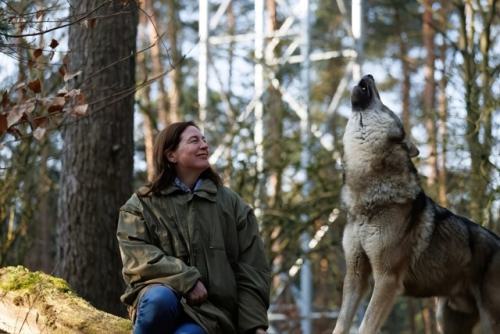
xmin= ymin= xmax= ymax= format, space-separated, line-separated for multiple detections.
xmin=0 ymin=0 xmax=498 ymax=333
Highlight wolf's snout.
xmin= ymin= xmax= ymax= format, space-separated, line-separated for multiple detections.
xmin=351 ymin=74 xmax=376 ymax=110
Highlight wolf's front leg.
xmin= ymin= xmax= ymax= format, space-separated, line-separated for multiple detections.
xmin=358 ymin=271 xmax=403 ymax=334
xmin=333 ymin=224 xmax=371 ymax=334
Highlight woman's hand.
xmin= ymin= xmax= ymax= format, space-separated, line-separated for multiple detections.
xmin=186 ymin=280 xmax=208 ymax=305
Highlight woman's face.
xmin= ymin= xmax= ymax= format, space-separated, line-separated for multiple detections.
xmin=167 ymin=126 xmax=210 ymax=174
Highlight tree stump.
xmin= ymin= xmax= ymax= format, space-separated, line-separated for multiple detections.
xmin=0 ymin=266 xmax=132 ymax=333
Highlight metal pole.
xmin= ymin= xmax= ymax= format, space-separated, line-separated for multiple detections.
xmin=254 ymin=0 xmax=265 ymax=221
xmin=299 ymin=1 xmax=312 ymax=333
xmin=352 ymin=0 xmax=363 ymax=81
xmin=198 ymin=0 xmax=209 ymax=130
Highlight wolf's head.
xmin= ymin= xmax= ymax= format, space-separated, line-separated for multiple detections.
xmin=351 ymin=74 xmax=381 ymax=111
xmin=342 ymin=74 xmax=422 ymax=210
xmin=343 ymin=74 xmax=419 ymax=159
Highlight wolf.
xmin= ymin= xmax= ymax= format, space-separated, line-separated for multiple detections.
xmin=332 ymin=75 xmax=500 ymax=334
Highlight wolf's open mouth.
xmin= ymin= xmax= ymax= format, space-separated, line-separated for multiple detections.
xmin=351 ymin=75 xmax=374 ymax=110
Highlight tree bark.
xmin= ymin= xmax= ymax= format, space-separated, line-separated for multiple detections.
xmin=145 ymin=0 xmax=170 ymax=128
xmin=395 ymin=7 xmax=411 ymax=132
xmin=422 ymin=0 xmax=438 ymax=195
xmin=57 ymin=0 xmax=138 ymax=316
xmin=166 ymin=0 xmax=182 ymax=123
xmin=437 ymin=4 xmax=449 ymax=207
xmin=456 ymin=0 xmax=495 ymax=225
xmin=0 ymin=266 xmax=131 ymax=334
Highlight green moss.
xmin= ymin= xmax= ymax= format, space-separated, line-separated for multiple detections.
xmin=0 ymin=266 xmax=71 ymax=294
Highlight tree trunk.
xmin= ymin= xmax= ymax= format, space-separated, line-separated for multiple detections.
xmin=137 ymin=13 xmax=156 ymax=182
xmin=146 ymin=0 xmax=170 ymax=128
xmin=476 ymin=0 xmax=495 ymax=228
xmin=223 ymin=1 xmax=236 ymax=185
xmin=23 ymin=143 xmax=56 ymax=273
xmin=166 ymin=0 xmax=182 ymax=123
xmin=57 ymin=0 xmax=137 ymax=316
xmin=437 ymin=4 xmax=449 ymax=207
xmin=266 ymin=0 xmax=284 ymax=210
xmin=395 ymin=6 xmax=411 ymax=132
xmin=0 ymin=266 xmax=131 ymax=334
xmin=456 ymin=0 xmax=494 ymax=225
xmin=422 ymin=0 xmax=438 ymax=195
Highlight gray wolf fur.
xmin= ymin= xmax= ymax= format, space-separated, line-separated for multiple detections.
xmin=333 ymin=75 xmax=500 ymax=334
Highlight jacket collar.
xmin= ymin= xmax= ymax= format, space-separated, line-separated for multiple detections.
xmin=159 ymin=178 xmax=218 ymax=201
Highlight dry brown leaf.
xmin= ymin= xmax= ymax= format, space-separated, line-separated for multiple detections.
xmin=33 ymin=125 xmax=47 ymax=141
xmin=63 ymin=54 xmax=70 ymax=66
xmin=33 ymin=48 xmax=43 ymax=58
xmin=28 ymin=79 xmax=42 ymax=93
xmin=49 ymin=39 xmax=59 ymax=49
xmin=65 ymin=89 xmax=81 ymax=98
xmin=73 ymin=104 xmax=88 ymax=116
xmin=14 ymin=82 xmax=25 ymax=90
xmin=6 ymin=101 xmax=36 ymax=127
xmin=64 ymin=70 xmax=82 ymax=82
xmin=58 ymin=64 xmax=67 ymax=77
xmin=1 ymin=91 xmax=9 ymax=108
xmin=35 ymin=10 xmax=44 ymax=19
xmin=0 ymin=113 xmax=7 ymax=136
xmin=48 ymin=97 xmax=66 ymax=113
xmin=57 ymin=88 xmax=68 ymax=97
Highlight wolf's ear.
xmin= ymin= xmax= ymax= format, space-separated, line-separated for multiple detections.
xmin=405 ymin=139 xmax=419 ymax=158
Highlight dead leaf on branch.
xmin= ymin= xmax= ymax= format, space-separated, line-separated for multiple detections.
xmin=58 ymin=65 xmax=67 ymax=77
xmin=1 ymin=91 xmax=10 ymax=108
xmin=28 ymin=79 xmax=42 ymax=94
xmin=33 ymin=48 xmax=43 ymax=59
xmin=63 ymin=54 xmax=70 ymax=66
xmin=6 ymin=101 xmax=36 ymax=128
xmin=0 ymin=114 xmax=7 ymax=137
xmin=64 ymin=71 xmax=82 ymax=82
xmin=48 ymin=97 xmax=65 ymax=113
xmin=33 ymin=127 xmax=47 ymax=141
xmin=82 ymin=18 xmax=97 ymax=29
xmin=56 ymin=88 xmax=68 ymax=97
xmin=73 ymin=104 xmax=88 ymax=117
xmin=49 ymin=39 xmax=59 ymax=49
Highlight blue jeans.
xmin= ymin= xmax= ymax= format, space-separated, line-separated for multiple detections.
xmin=134 ymin=285 xmax=206 ymax=334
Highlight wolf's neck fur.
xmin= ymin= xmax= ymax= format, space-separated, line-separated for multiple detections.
xmin=342 ymin=112 xmax=421 ymax=215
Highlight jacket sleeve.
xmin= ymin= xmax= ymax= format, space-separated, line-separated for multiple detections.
xmin=117 ymin=194 xmax=201 ymax=300
xmin=234 ymin=199 xmax=271 ymax=333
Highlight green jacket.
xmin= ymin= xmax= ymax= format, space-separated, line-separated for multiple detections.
xmin=117 ymin=179 xmax=271 ymax=333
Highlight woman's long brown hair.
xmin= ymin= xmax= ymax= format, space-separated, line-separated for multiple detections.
xmin=138 ymin=121 xmax=222 ymax=196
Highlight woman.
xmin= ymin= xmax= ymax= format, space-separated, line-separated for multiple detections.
xmin=117 ymin=121 xmax=270 ymax=334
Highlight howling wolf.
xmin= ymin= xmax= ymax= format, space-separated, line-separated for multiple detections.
xmin=333 ymin=75 xmax=500 ymax=334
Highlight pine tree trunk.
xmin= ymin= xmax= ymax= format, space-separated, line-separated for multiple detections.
xmin=24 ymin=143 xmax=56 ymax=273
xmin=146 ymin=0 xmax=170 ymax=128
xmin=266 ymin=0 xmax=284 ymax=210
xmin=395 ymin=6 xmax=411 ymax=132
xmin=422 ymin=0 xmax=438 ymax=194
xmin=437 ymin=5 xmax=449 ymax=207
xmin=166 ymin=0 xmax=182 ymax=123
xmin=57 ymin=0 xmax=138 ymax=316
xmin=138 ymin=49 xmax=156 ymax=181
xmin=457 ymin=1 xmax=493 ymax=225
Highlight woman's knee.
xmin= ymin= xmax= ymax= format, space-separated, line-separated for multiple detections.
xmin=136 ymin=285 xmax=181 ymax=324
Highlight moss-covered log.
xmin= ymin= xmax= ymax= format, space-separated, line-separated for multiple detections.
xmin=0 ymin=266 xmax=132 ymax=334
